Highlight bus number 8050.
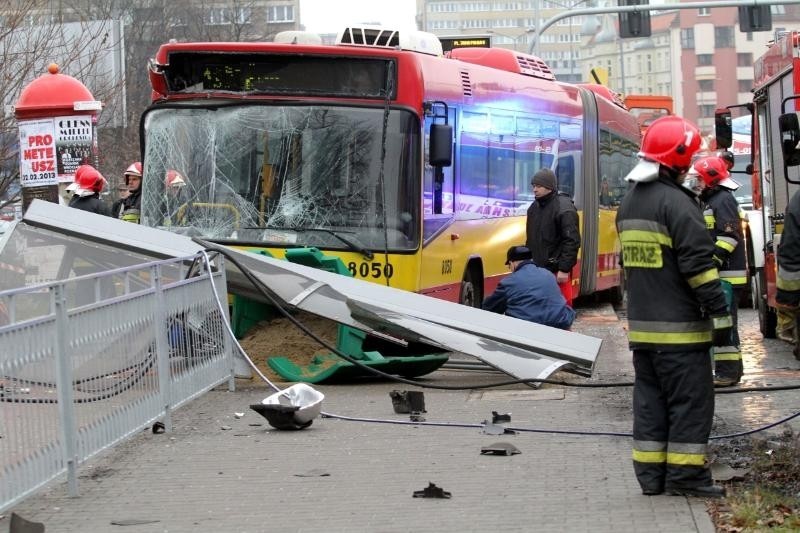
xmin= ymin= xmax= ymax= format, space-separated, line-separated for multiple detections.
xmin=348 ymin=261 xmax=394 ymax=279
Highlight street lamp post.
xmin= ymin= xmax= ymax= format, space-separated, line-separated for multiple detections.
xmin=487 ymin=28 xmax=533 ymax=52
xmin=530 ymin=0 xmax=594 ymax=83
xmin=532 ymin=0 xmax=595 ymax=58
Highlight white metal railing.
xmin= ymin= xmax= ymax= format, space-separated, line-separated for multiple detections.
xmin=0 ymin=253 xmax=234 ymax=513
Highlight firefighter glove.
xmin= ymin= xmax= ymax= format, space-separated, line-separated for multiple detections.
xmin=711 ymin=314 xmax=733 ymax=347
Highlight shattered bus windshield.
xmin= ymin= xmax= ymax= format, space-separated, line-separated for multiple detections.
xmin=141 ymin=105 xmax=420 ymax=251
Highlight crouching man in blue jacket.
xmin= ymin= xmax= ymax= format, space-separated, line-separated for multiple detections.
xmin=482 ymin=246 xmax=576 ymax=330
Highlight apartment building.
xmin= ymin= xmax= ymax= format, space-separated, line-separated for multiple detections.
xmin=676 ymin=4 xmax=799 ymax=132
xmin=416 ymin=0 xmax=586 ymax=83
xmin=416 ymin=1 xmax=800 ymax=133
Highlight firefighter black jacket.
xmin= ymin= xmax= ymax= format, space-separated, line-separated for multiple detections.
xmin=616 ymin=172 xmax=729 ymax=352
xmin=703 ymin=188 xmax=747 ymax=287
xmin=777 ymin=188 xmax=800 ymax=306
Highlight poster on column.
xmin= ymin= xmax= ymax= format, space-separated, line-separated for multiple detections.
xmin=18 ymin=118 xmax=58 ymax=186
xmin=55 ymin=115 xmax=93 ymax=181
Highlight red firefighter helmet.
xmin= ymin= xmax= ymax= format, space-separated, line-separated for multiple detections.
xmin=124 ymin=161 xmax=143 ymax=185
xmin=165 ymin=169 xmax=186 ymax=188
xmin=692 ymin=155 xmax=739 ymax=190
xmin=73 ymin=164 xmax=106 ymax=194
xmin=639 ymin=115 xmax=702 ymax=173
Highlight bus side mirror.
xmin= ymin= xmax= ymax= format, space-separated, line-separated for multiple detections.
xmin=779 ymin=112 xmax=800 ymax=167
xmin=429 ymin=124 xmax=453 ymax=168
xmin=715 ymin=109 xmax=732 ymax=149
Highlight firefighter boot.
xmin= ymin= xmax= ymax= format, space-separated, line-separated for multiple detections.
xmin=669 ymin=484 xmax=726 ymax=498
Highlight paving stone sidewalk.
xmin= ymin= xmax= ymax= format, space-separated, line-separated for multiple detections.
xmin=3 ymin=304 xmax=797 ymax=533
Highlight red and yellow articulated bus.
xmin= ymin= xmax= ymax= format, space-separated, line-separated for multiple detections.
xmin=139 ymin=27 xmax=640 ymax=306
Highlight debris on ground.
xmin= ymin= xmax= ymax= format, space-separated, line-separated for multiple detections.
xmin=412 ymin=482 xmax=451 ymax=499
xmin=480 ymin=442 xmax=521 ymax=456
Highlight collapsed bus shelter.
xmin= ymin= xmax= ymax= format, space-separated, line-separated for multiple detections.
xmin=0 ymin=199 xmax=602 ymax=512
xmin=11 ymin=200 xmax=601 ymax=381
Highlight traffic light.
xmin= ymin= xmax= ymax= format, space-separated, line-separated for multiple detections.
xmin=739 ymin=6 xmax=772 ymax=32
xmin=618 ymin=0 xmax=651 ymax=39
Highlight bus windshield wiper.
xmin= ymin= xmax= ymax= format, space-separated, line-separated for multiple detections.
xmin=266 ymin=226 xmax=374 ymax=260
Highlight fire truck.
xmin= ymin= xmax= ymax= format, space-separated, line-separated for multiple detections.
xmin=716 ymin=31 xmax=800 ymax=338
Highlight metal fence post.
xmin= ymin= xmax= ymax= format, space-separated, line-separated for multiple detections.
xmin=52 ymin=283 xmax=79 ymax=497
xmin=216 ymin=256 xmax=236 ymax=393
xmin=152 ymin=264 xmax=173 ymax=433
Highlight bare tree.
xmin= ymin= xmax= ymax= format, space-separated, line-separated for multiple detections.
xmin=1 ymin=0 xmax=295 ymax=208
xmin=0 ymin=0 xmax=125 ymax=210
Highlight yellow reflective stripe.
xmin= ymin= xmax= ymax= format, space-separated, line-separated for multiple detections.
xmin=715 ymin=239 xmax=736 ymax=253
xmin=714 ymin=351 xmax=742 ymax=361
xmin=687 ymin=268 xmax=719 ymax=288
xmin=632 ymin=450 xmax=667 ymax=463
xmin=777 ymin=276 xmax=800 ymax=291
xmin=704 ymin=214 xmax=715 ymax=229
xmin=628 ymin=330 xmax=712 ymax=344
xmin=619 ymin=229 xmax=673 ymax=247
xmin=721 ymin=276 xmax=747 ymax=286
xmin=666 ymin=452 xmax=706 ymax=466
xmin=713 ymin=315 xmax=733 ymax=329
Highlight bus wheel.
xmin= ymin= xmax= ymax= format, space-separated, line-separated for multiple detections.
xmin=755 ymin=268 xmax=777 ymax=338
xmin=459 ymin=269 xmax=483 ymax=308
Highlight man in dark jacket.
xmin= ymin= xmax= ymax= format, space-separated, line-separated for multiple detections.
xmin=482 ymin=246 xmax=575 ymax=329
xmin=525 ymin=168 xmax=580 ymax=305
xmin=616 ymin=115 xmax=731 ymax=499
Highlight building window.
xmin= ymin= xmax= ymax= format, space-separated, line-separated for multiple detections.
xmin=680 ymin=28 xmax=694 ymax=49
xmin=206 ymin=8 xmax=229 ymax=25
xmin=737 ymin=53 xmax=753 ymax=67
xmin=697 ymin=54 xmax=713 ymax=66
xmin=699 ymin=104 xmax=716 ymax=117
xmin=235 ymin=7 xmax=251 ymax=24
xmin=738 ymin=79 xmax=753 ymax=93
xmin=268 ymin=5 xmax=294 ymax=23
xmin=715 ymin=27 xmax=735 ymax=48
xmin=698 ymin=79 xmax=714 ymax=92
xmin=698 ymin=7 xmax=710 ymax=16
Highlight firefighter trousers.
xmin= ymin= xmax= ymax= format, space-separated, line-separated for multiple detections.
xmin=713 ymin=286 xmax=743 ymax=382
xmin=632 ymin=348 xmax=715 ymax=492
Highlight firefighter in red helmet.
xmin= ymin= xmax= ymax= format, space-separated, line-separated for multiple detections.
xmin=118 ymin=162 xmax=142 ymax=223
xmin=690 ymin=155 xmax=747 ymax=387
xmin=163 ymin=169 xmax=189 ymax=225
xmin=616 ymin=116 xmax=731 ymax=498
xmin=67 ymin=164 xmax=111 ymax=216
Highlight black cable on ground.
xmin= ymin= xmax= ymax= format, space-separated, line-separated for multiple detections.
xmin=206 ymin=243 xmax=800 ymax=395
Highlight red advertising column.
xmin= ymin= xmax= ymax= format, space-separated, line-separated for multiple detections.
xmin=14 ymin=63 xmax=102 ymax=212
